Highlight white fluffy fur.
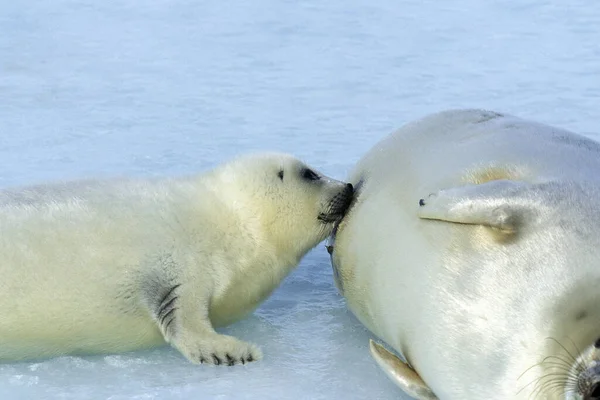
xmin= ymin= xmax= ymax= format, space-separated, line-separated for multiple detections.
xmin=0 ymin=152 xmax=351 ymax=365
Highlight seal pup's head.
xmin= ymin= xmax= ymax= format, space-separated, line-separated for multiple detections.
xmin=208 ymin=152 xmax=354 ymax=259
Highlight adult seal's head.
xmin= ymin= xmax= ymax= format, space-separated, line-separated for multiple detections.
xmin=329 ymin=109 xmax=600 ymax=399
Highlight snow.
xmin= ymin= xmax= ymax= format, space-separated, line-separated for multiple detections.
xmin=1 ymin=0 xmax=599 ymax=398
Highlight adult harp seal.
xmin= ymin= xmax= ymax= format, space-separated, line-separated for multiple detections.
xmin=330 ymin=109 xmax=600 ymax=399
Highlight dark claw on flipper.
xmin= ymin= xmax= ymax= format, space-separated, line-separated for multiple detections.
xmin=226 ymin=354 xmax=235 ymax=366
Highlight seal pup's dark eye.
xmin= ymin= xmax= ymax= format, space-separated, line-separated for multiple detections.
xmin=594 ymin=338 xmax=600 ymax=348
xmin=301 ymin=168 xmax=320 ymax=181
xmin=278 ymin=170 xmax=284 ymax=181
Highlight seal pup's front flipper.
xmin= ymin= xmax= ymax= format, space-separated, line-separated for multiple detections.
xmin=416 ymin=179 xmax=534 ymax=232
xmin=369 ymin=339 xmax=438 ymax=400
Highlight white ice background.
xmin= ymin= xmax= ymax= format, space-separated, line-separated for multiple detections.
xmin=1 ymin=0 xmax=600 ymax=399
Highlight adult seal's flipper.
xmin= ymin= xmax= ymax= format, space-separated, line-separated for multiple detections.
xmin=369 ymin=340 xmax=438 ymax=400
xmin=417 ymin=179 xmax=534 ymax=232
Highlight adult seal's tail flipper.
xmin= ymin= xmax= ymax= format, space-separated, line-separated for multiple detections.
xmin=369 ymin=340 xmax=438 ymax=400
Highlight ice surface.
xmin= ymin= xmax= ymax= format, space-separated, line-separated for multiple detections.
xmin=1 ymin=0 xmax=600 ymax=398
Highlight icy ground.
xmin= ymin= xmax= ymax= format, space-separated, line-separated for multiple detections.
xmin=1 ymin=0 xmax=599 ymax=398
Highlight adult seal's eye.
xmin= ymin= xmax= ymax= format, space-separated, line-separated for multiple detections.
xmin=301 ymin=169 xmax=320 ymax=181
xmin=589 ymin=382 xmax=600 ymax=399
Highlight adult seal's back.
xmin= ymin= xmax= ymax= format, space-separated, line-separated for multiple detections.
xmin=329 ymin=109 xmax=600 ymax=399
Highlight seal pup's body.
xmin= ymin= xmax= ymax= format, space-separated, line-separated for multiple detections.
xmin=330 ymin=109 xmax=600 ymax=399
xmin=0 ymin=152 xmax=353 ymax=365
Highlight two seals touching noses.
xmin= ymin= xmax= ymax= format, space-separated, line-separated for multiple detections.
xmin=0 ymin=152 xmax=353 ymax=366
xmin=329 ymin=109 xmax=600 ymax=399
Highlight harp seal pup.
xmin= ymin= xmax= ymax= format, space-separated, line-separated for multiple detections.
xmin=0 ymin=152 xmax=353 ymax=366
xmin=329 ymin=109 xmax=600 ymax=399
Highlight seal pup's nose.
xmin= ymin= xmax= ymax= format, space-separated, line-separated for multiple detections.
xmin=342 ymin=183 xmax=354 ymax=211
